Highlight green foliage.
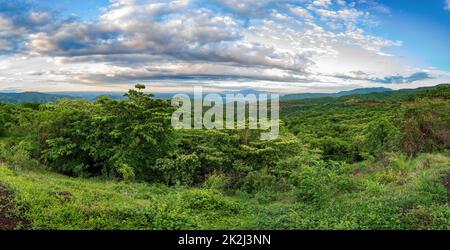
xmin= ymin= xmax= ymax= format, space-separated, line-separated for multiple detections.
xmin=2 ymin=86 xmax=176 ymax=181
xmin=203 ymin=172 xmax=229 ymax=191
xmin=0 ymin=92 xmax=71 ymax=104
xmin=0 ymin=140 xmax=39 ymax=170
xmin=400 ymin=99 xmax=450 ymax=156
xmin=243 ymin=169 xmax=277 ymax=193
xmin=0 ymin=84 xmax=448 ymax=229
xmin=364 ymin=117 xmax=399 ymax=157
xmin=180 ymin=189 xmax=239 ymax=212
xmin=283 ymin=85 xmax=449 ymax=162
xmin=155 ymin=154 xmax=201 ymax=185
xmin=3 ymin=150 xmax=448 ymax=229
xmin=0 ymin=166 xmax=245 ymax=229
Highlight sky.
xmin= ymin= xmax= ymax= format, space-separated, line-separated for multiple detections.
xmin=0 ymin=0 xmax=449 ymax=93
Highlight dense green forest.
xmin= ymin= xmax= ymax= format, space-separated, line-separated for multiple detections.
xmin=0 ymin=84 xmax=449 ymax=229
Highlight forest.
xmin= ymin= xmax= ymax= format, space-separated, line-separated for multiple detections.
xmin=0 ymin=84 xmax=449 ymax=229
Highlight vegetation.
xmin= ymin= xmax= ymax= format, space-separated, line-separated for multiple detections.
xmin=0 ymin=84 xmax=448 ymax=229
xmin=0 ymin=92 xmax=73 ymax=104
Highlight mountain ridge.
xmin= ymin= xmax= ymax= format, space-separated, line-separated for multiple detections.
xmin=1 ymin=85 xmax=448 ymax=104
xmin=280 ymin=87 xmax=393 ymax=101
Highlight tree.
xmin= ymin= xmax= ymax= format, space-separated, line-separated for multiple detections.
xmin=40 ymin=85 xmax=175 ymax=180
xmin=364 ymin=117 xmax=398 ymax=158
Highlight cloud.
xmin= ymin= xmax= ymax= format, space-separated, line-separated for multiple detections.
xmin=369 ymin=72 xmax=433 ymax=84
xmin=358 ymin=0 xmax=390 ymax=14
xmin=313 ymin=8 xmax=364 ymax=21
xmin=445 ymin=0 xmax=450 ymax=11
xmin=0 ymin=0 xmax=447 ymax=93
xmin=289 ymin=6 xmax=314 ymax=19
xmin=210 ymin=0 xmax=275 ymax=14
xmin=27 ymin=1 xmax=313 ymax=73
xmin=331 ymin=70 xmax=434 ymax=84
xmin=0 ymin=1 xmax=65 ymax=53
xmin=312 ymin=0 xmax=332 ymax=8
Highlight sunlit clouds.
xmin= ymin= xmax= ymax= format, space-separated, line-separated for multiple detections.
xmin=0 ymin=0 xmax=449 ymax=93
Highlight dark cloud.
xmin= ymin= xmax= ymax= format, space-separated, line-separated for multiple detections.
xmin=332 ymin=71 xmax=434 ymax=84
xmin=370 ymin=72 xmax=433 ymax=84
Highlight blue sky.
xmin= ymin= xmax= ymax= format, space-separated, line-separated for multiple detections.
xmin=375 ymin=0 xmax=450 ymax=71
xmin=0 ymin=0 xmax=449 ymax=93
xmin=34 ymin=0 xmax=110 ymax=21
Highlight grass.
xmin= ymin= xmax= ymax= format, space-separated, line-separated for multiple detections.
xmin=0 ymin=152 xmax=449 ymax=230
xmin=0 ymin=166 xmax=254 ymax=229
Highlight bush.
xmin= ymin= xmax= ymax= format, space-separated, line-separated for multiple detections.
xmin=400 ymin=99 xmax=450 ymax=156
xmin=290 ymin=165 xmax=331 ymax=203
xmin=242 ymin=169 xmax=277 ymax=193
xmin=401 ymin=205 xmax=450 ymax=230
xmin=364 ymin=117 xmax=399 ymax=158
xmin=288 ymin=160 xmax=357 ymax=203
xmin=0 ymin=140 xmax=39 ymax=170
xmin=254 ymin=190 xmax=278 ymax=204
xmin=154 ymin=154 xmax=201 ymax=185
xmin=180 ymin=190 xmax=239 ymax=213
xmin=203 ymin=172 xmax=229 ymax=192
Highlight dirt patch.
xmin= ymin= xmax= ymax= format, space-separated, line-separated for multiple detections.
xmin=0 ymin=185 xmax=30 ymax=230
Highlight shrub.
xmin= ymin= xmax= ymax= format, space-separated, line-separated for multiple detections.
xmin=401 ymin=205 xmax=450 ymax=230
xmin=254 ymin=190 xmax=278 ymax=204
xmin=242 ymin=169 xmax=277 ymax=193
xmin=180 ymin=190 xmax=239 ymax=213
xmin=0 ymin=140 xmax=39 ymax=170
xmin=289 ymin=165 xmax=331 ymax=203
xmin=116 ymin=163 xmax=136 ymax=181
xmin=203 ymin=172 xmax=229 ymax=192
xmin=364 ymin=117 xmax=399 ymax=158
xmin=400 ymin=99 xmax=450 ymax=156
xmin=154 ymin=154 xmax=201 ymax=185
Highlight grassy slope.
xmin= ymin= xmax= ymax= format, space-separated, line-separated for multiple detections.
xmin=0 ymin=166 xmax=254 ymax=230
xmin=1 ymin=152 xmax=448 ymax=229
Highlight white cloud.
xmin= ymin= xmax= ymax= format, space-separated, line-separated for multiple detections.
xmin=336 ymin=0 xmax=346 ymax=6
xmin=0 ymin=0 xmax=448 ymax=93
xmin=289 ymin=6 xmax=314 ymax=19
xmin=312 ymin=0 xmax=332 ymax=8
xmin=314 ymin=8 xmax=365 ymax=21
xmin=445 ymin=0 xmax=450 ymax=10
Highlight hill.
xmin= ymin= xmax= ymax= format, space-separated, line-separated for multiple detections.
xmin=2 ymin=85 xmax=447 ymax=104
xmin=0 ymin=92 xmax=72 ymax=104
xmin=281 ymin=87 xmax=392 ymax=101
xmin=280 ymin=84 xmax=450 ymax=106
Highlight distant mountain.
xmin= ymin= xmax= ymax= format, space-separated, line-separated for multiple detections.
xmin=338 ymin=84 xmax=449 ymax=101
xmin=0 ymin=92 xmax=73 ymax=104
xmin=151 ymin=88 xmax=269 ymax=100
xmin=2 ymin=85 xmax=446 ymax=104
xmin=48 ymin=92 xmax=128 ymax=101
xmin=281 ymin=87 xmax=392 ymax=101
xmin=220 ymin=88 xmax=269 ymax=96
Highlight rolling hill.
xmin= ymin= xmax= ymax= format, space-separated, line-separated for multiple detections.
xmin=0 ymin=92 xmax=73 ymax=104
xmin=280 ymin=87 xmax=393 ymax=101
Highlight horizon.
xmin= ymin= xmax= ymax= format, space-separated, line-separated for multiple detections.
xmin=1 ymin=0 xmax=449 ymax=93
xmin=0 ymin=83 xmax=448 ymax=95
